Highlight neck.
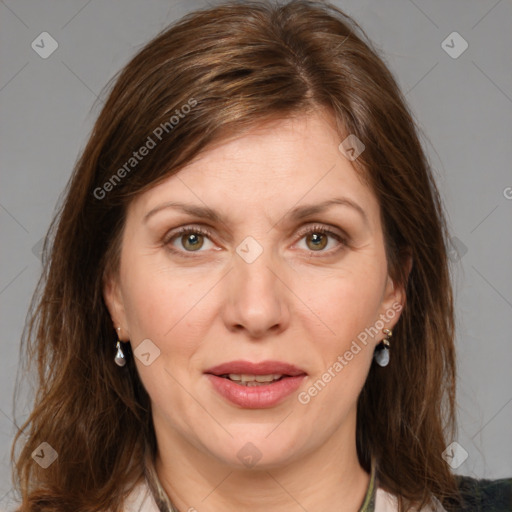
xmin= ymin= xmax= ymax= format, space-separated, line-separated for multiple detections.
xmin=153 ymin=420 xmax=370 ymax=512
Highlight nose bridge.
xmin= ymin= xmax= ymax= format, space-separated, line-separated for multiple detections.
xmin=222 ymin=239 xmax=290 ymax=337
xmin=235 ymin=247 xmax=278 ymax=296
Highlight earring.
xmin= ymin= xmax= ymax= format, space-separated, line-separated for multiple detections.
xmin=114 ymin=327 xmax=126 ymax=367
xmin=374 ymin=328 xmax=392 ymax=367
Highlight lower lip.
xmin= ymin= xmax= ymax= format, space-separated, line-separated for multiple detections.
xmin=206 ymin=374 xmax=306 ymax=409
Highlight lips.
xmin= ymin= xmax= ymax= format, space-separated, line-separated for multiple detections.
xmin=205 ymin=360 xmax=306 ymax=377
xmin=204 ymin=360 xmax=307 ymax=409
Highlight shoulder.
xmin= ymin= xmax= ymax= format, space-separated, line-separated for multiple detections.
xmin=453 ymin=474 xmax=512 ymax=512
xmin=375 ymin=476 xmax=512 ymax=512
xmin=123 ymin=478 xmax=161 ymax=512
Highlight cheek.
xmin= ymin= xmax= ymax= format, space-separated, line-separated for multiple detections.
xmin=295 ymin=259 xmax=387 ymax=342
xmin=120 ymin=264 xmax=210 ymax=401
xmin=120 ymin=252 xmax=209 ymax=341
xmin=296 ymin=271 xmax=385 ymax=414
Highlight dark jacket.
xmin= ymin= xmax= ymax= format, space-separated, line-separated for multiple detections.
xmin=453 ymin=475 xmax=512 ymax=511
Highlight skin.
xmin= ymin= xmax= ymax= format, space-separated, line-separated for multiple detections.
xmin=104 ymin=111 xmax=406 ymax=512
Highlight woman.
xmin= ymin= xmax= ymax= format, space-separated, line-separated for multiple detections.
xmin=11 ymin=1 xmax=511 ymax=511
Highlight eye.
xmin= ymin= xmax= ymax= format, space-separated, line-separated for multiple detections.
xmin=163 ymin=223 xmax=347 ymax=257
xmin=295 ymin=224 xmax=347 ymax=254
xmin=164 ymin=226 xmax=215 ymax=253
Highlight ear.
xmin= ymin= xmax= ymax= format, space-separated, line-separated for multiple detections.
xmin=103 ymin=271 xmax=129 ymax=341
xmin=380 ymin=252 xmax=413 ymax=329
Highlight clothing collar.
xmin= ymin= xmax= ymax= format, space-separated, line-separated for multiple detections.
xmin=359 ymin=459 xmax=377 ymax=512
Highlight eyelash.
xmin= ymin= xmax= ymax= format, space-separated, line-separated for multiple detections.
xmin=163 ymin=224 xmax=348 ymax=258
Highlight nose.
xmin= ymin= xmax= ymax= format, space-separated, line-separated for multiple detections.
xmin=221 ymin=249 xmax=291 ymax=339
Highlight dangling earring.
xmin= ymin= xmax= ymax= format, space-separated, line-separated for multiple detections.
xmin=374 ymin=328 xmax=392 ymax=367
xmin=114 ymin=327 xmax=126 ymax=367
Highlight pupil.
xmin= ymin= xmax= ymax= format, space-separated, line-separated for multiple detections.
xmin=184 ymin=233 xmax=203 ymax=250
xmin=309 ymin=232 xmax=327 ymax=250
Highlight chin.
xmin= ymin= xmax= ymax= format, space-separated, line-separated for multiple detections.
xmin=201 ymin=429 xmax=304 ymax=470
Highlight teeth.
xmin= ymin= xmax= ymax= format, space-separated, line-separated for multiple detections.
xmin=227 ymin=373 xmax=283 ymax=384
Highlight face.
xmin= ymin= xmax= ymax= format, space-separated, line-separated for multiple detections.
xmin=104 ymin=111 xmax=405 ymax=471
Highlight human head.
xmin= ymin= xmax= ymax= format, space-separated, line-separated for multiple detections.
xmin=14 ymin=1 xmax=457 ymax=510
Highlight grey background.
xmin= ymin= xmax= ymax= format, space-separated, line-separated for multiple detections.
xmin=1 ymin=0 xmax=511 ymax=507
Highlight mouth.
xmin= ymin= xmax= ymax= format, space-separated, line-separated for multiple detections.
xmin=205 ymin=360 xmax=306 ymax=380
xmin=216 ymin=373 xmax=288 ymax=387
xmin=204 ymin=360 xmax=307 ymax=408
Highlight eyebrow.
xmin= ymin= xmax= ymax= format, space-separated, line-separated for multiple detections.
xmin=144 ymin=201 xmax=225 ymax=224
xmin=285 ymin=198 xmax=368 ymax=225
xmin=143 ymin=198 xmax=368 ymax=226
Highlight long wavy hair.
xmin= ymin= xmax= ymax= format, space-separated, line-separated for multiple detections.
xmin=12 ymin=1 xmax=460 ymax=510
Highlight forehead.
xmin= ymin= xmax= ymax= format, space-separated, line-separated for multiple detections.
xmin=128 ymin=112 xmax=379 ymax=226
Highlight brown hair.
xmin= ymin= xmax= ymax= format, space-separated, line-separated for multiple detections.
xmin=12 ymin=1 xmax=460 ymax=510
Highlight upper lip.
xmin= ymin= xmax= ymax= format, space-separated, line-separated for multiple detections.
xmin=205 ymin=360 xmax=307 ymax=376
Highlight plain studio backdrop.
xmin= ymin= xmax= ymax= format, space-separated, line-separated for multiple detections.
xmin=0 ymin=0 xmax=511 ymax=507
